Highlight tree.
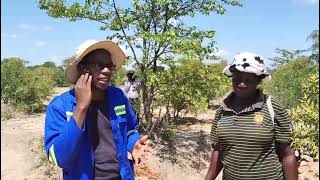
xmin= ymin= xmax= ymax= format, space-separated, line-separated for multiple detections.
xmin=290 ymin=72 xmax=319 ymax=156
xmin=151 ymin=60 xmax=230 ymax=121
xmin=265 ymin=56 xmax=317 ymax=108
xmin=37 ymin=0 xmax=242 ymax=132
xmin=268 ymin=48 xmax=305 ymax=68
xmin=63 ymin=56 xmax=76 ymax=68
xmin=1 ymin=57 xmax=29 ymax=65
xmin=1 ymin=58 xmax=27 ymax=103
xmin=111 ymin=66 xmax=127 ymax=87
xmin=307 ymin=28 xmax=319 ymax=63
xmin=42 ymin=61 xmax=57 ymax=68
xmin=1 ymin=57 xmax=55 ymax=112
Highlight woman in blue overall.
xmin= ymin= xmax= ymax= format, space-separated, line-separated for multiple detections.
xmin=44 ymin=40 xmax=151 ymax=180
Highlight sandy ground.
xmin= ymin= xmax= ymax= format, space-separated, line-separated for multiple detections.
xmin=1 ymin=87 xmax=318 ymax=180
xmin=1 ymin=113 xmax=54 ymax=180
xmin=1 ymin=87 xmax=67 ymax=180
xmin=143 ymin=109 xmax=223 ymax=180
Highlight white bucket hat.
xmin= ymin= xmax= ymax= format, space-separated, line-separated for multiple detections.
xmin=223 ymin=52 xmax=271 ymax=83
xmin=65 ymin=40 xmax=125 ymax=84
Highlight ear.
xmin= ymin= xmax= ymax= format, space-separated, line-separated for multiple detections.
xmin=77 ymin=64 xmax=89 ymax=75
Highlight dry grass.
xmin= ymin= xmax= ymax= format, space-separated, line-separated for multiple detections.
xmin=135 ymin=163 xmax=162 ymax=180
xmin=31 ymin=136 xmax=62 ymax=179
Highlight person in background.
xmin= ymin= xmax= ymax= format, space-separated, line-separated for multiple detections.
xmin=205 ymin=52 xmax=298 ymax=180
xmin=124 ymin=70 xmax=142 ymax=122
xmin=44 ymin=39 xmax=151 ymax=180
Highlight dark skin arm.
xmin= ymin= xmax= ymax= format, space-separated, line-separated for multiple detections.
xmin=73 ymin=73 xmax=92 ymax=129
xmin=205 ymin=145 xmax=223 ymax=180
xmin=276 ymin=142 xmax=298 ymax=180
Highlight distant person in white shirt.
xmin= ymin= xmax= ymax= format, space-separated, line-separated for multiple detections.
xmin=124 ymin=70 xmax=141 ymax=122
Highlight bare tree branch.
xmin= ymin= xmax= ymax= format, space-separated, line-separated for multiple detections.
xmin=112 ymin=0 xmax=142 ymax=69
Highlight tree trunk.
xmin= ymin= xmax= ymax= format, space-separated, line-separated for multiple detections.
xmin=140 ymin=69 xmax=153 ymax=133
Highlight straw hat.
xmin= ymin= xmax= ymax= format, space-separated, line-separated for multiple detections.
xmin=65 ymin=40 xmax=125 ymax=84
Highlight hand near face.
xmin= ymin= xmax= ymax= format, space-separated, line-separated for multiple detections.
xmin=75 ymin=73 xmax=92 ymax=110
xmin=132 ymin=135 xmax=152 ymax=166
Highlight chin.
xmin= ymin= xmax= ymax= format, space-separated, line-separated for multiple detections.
xmin=95 ymin=82 xmax=109 ymax=90
xmin=233 ymin=90 xmax=249 ymax=98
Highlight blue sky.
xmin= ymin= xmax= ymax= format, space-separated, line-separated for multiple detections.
xmin=1 ymin=0 xmax=319 ymax=67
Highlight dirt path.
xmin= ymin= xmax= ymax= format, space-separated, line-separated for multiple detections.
xmin=1 ymin=113 xmax=46 ymax=179
xmin=1 ymin=87 xmax=67 ymax=180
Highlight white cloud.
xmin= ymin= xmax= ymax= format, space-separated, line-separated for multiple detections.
xmin=49 ymin=55 xmax=63 ymax=66
xmin=1 ymin=33 xmax=18 ymax=38
xmin=110 ymin=37 xmax=137 ymax=57
xmin=304 ymin=0 xmax=319 ymax=4
xmin=111 ymin=37 xmax=120 ymax=43
xmin=211 ymin=49 xmax=228 ymax=57
xmin=292 ymin=0 xmax=319 ymax=5
xmin=17 ymin=23 xmax=54 ymax=31
xmin=119 ymin=44 xmax=133 ymax=57
xmin=168 ymin=18 xmax=181 ymax=27
xmin=10 ymin=34 xmax=17 ymax=38
xmin=134 ymin=37 xmax=143 ymax=43
xmin=43 ymin=26 xmax=53 ymax=31
xmin=17 ymin=23 xmax=36 ymax=30
xmin=35 ymin=41 xmax=47 ymax=47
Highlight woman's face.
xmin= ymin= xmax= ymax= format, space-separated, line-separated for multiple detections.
xmin=79 ymin=49 xmax=115 ymax=90
xmin=232 ymin=71 xmax=261 ymax=98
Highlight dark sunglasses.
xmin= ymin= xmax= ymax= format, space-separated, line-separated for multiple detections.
xmin=86 ymin=62 xmax=116 ymax=72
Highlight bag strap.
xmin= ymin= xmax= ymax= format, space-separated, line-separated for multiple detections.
xmin=266 ymin=96 xmax=275 ymax=126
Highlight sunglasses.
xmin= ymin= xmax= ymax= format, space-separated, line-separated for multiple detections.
xmin=85 ymin=62 xmax=116 ymax=73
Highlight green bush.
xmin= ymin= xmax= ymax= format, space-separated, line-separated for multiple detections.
xmin=111 ymin=66 xmax=127 ymax=87
xmin=265 ymin=57 xmax=317 ymax=108
xmin=29 ymin=62 xmax=70 ymax=87
xmin=1 ymin=104 xmax=15 ymax=120
xmin=1 ymin=58 xmax=55 ymax=113
xmin=152 ymin=60 xmax=231 ymax=119
xmin=289 ymin=72 xmax=319 ymax=156
xmin=206 ymin=61 xmax=231 ymax=100
xmin=1 ymin=58 xmax=26 ymax=103
xmin=53 ymin=67 xmax=70 ymax=87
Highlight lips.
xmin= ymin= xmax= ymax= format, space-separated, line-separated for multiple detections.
xmin=98 ymin=78 xmax=109 ymax=83
xmin=236 ymin=85 xmax=247 ymax=91
xmin=97 ymin=76 xmax=110 ymax=84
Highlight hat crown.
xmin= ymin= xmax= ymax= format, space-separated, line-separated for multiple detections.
xmin=233 ymin=52 xmax=265 ymax=67
xmin=75 ymin=39 xmax=98 ymax=59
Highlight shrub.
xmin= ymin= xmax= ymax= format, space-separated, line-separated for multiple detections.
xmin=1 ymin=103 xmax=15 ymax=120
xmin=153 ymin=60 xmax=231 ymax=119
xmin=289 ymin=72 xmax=319 ymax=157
xmin=1 ymin=58 xmax=55 ymax=113
xmin=1 ymin=58 xmax=26 ymax=103
xmin=53 ymin=67 xmax=70 ymax=87
xmin=111 ymin=66 xmax=127 ymax=87
xmin=265 ymin=57 xmax=317 ymax=108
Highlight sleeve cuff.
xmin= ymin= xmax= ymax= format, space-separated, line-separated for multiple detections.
xmin=127 ymin=132 xmax=140 ymax=153
xmin=69 ymin=116 xmax=86 ymax=133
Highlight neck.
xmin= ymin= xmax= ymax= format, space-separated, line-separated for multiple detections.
xmin=233 ymin=90 xmax=258 ymax=105
xmin=91 ymin=87 xmax=106 ymax=101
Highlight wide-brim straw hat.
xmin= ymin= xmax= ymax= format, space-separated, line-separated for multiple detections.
xmin=65 ymin=40 xmax=125 ymax=84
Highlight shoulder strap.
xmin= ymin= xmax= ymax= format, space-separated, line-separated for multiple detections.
xmin=266 ymin=96 xmax=275 ymax=126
